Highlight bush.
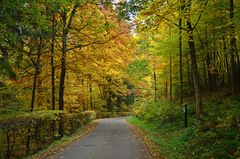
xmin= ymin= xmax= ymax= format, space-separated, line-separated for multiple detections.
xmin=131 ymin=98 xmax=240 ymax=159
xmin=132 ymin=100 xmax=182 ymax=124
xmin=185 ymin=108 xmax=240 ymax=159
xmin=0 ymin=110 xmax=96 ymax=159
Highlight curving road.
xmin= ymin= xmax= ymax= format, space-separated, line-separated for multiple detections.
xmin=47 ymin=118 xmax=151 ymax=159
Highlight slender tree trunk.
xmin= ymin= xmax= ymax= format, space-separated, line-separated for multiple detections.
xmin=169 ymin=56 xmax=172 ymax=101
xmin=205 ymin=25 xmax=214 ymax=91
xmin=37 ymin=79 xmax=43 ymax=108
xmin=51 ymin=12 xmax=56 ymax=110
xmin=206 ymin=53 xmax=213 ymax=91
xmin=86 ymin=80 xmax=89 ymax=110
xmin=229 ymin=0 xmax=236 ymax=94
xmin=179 ymin=17 xmax=183 ymax=105
xmin=235 ymin=39 xmax=240 ymax=64
xmin=58 ymin=2 xmax=80 ymax=110
xmin=89 ymin=75 xmax=93 ymax=109
xmin=30 ymin=42 xmax=41 ymax=112
xmin=107 ymin=78 xmax=113 ymax=111
xmin=185 ymin=0 xmax=203 ymax=117
xmin=165 ymin=80 xmax=168 ymax=99
xmin=203 ymin=60 xmax=207 ymax=89
xmin=30 ymin=68 xmax=38 ymax=112
xmin=212 ymin=50 xmax=217 ymax=90
xmin=153 ymin=65 xmax=157 ymax=102
xmin=59 ymin=11 xmax=67 ymax=111
xmin=223 ymin=36 xmax=230 ymax=86
xmin=82 ymin=79 xmax=86 ymax=111
xmin=58 ymin=11 xmax=68 ymax=138
xmin=186 ymin=52 xmax=192 ymax=92
xmin=27 ymin=39 xmax=42 ymax=154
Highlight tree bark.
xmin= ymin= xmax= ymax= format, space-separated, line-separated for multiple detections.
xmin=90 ymin=83 xmax=93 ymax=109
xmin=165 ymin=80 xmax=168 ymax=99
xmin=223 ymin=36 xmax=230 ymax=86
xmin=30 ymin=40 xmax=41 ymax=112
xmin=185 ymin=0 xmax=203 ymax=117
xmin=169 ymin=56 xmax=172 ymax=101
xmin=58 ymin=2 xmax=80 ymax=111
xmin=186 ymin=52 xmax=192 ymax=92
xmin=153 ymin=65 xmax=157 ymax=102
xmin=59 ymin=11 xmax=67 ymax=111
xmin=179 ymin=17 xmax=183 ymax=105
xmin=51 ymin=12 xmax=56 ymax=110
xmin=229 ymin=0 xmax=236 ymax=95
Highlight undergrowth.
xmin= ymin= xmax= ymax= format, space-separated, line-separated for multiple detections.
xmin=128 ymin=96 xmax=240 ymax=159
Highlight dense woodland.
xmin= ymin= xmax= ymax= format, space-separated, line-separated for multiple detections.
xmin=0 ymin=0 xmax=239 ymax=158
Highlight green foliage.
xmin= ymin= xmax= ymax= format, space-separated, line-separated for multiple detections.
xmin=0 ymin=59 xmax=16 ymax=80
xmin=128 ymin=59 xmax=150 ymax=80
xmin=0 ymin=84 xmax=23 ymax=112
xmin=132 ymin=100 xmax=182 ymax=124
xmin=0 ymin=110 xmax=96 ymax=159
xmin=185 ymin=99 xmax=240 ymax=159
xmin=131 ymin=97 xmax=240 ymax=159
xmin=115 ymin=0 xmax=149 ymax=20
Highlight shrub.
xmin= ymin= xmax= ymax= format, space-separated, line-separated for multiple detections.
xmin=132 ymin=100 xmax=182 ymax=124
xmin=0 ymin=110 xmax=96 ymax=159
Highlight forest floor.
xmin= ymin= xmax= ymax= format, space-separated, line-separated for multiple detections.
xmin=38 ymin=118 xmax=152 ymax=159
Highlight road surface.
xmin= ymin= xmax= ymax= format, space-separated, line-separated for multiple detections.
xmin=47 ymin=118 xmax=151 ymax=159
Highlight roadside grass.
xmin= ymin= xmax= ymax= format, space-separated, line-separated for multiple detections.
xmin=127 ymin=117 xmax=187 ymax=159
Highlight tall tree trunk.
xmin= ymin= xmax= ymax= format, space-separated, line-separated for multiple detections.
xmin=165 ymin=80 xmax=168 ymax=99
xmin=90 ymin=82 xmax=93 ymax=109
xmin=58 ymin=2 xmax=80 ymax=111
xmin=30 ymin=42 xmax=41 ymax=112
xmin=59 ymin=11 xmax=67 ymax=111
xmin=86 ymin=80 xmax=89 ymax=110
xmin=235 ymin=44 xmax=240 ymax=64
xmin=212 ymin=50 xmax=217 ymax=90
xmin=37 ymin=78 xmax=43 ymax=108
xmin=89 ymin=75 xmax=93 ymax=109
xmin=153 ymin=65 xmax=157 ymax=102
xmin=107 ymin=77 xmax=113 ymax=111
xmin=169 ymin=56 xmax=172 ymax=101
xmin=206 ymin=53 xmax=213 ymax=91
xmin=186 ymin=52 xmax=192 ymax=92
xmin=229 ymin=0 xmax=236 ymax=94
xmin=205 ymin=25 xmax=214 ymax=91
xmin=51 ymin=12 xmax=56 ymax=110
xmin=179 ymin=17 xmax=183 ymax=105
xmin=27 ymin=39 xmax=42 ymax=154
xmin=185 ymin=0 xmax=203 ymax=117
xmin=82 ymin=79 xmax=86 ymax=111
xmin=58 ymin=11 xmax=68 ymax=138
xmin=223 ymin=36 xmax=230 ymax=86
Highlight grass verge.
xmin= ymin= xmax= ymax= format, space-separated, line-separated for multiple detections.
xmin=127 ymin=117 xmax=193 ymax=159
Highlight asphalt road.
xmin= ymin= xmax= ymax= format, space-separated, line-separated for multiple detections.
xmin=47 ymin=118 xmax=151 ymax=159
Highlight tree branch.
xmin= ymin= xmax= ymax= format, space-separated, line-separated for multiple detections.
xmin=192 ymin=0 xmax=208 ymax=30
xmin=67 ymin=1 xmax=81 ymax=30
xmin=67 ymin=33 xmax=124 ymax=52
xmin=156 ymin=14 xmax=187 ymax=31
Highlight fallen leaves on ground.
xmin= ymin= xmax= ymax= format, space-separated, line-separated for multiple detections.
xmin=126 ymin=120 xmax=167 ymax=159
